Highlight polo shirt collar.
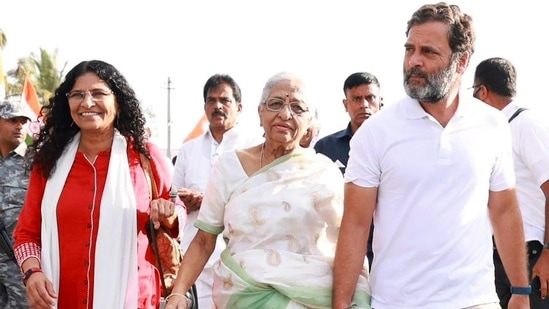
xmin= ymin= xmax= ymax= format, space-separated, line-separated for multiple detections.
xmin=501 ymin=101 xmax=519 ymax=119
xmin=404 ymin=91 xmax=476 ymax=121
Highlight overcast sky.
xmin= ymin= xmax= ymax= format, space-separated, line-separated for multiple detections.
xmin=2 ymin=0 xmax=545 ymax=154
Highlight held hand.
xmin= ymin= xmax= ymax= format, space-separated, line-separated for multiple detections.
xmin=150 ymin=198 xmax=176 ymax=229
xmin=532 ymin=250 xmax=549 ymax=298
xmin=177 ymin=188 xmax=203 ymax=213
xmin=26 ymin=272 xmax=57 ymax=309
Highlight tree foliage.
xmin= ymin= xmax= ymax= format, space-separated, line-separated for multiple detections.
xmin=6 ymin=48 xmax=66 ymax=105
xmin=1 ymin=27 xmax=66 ymax=104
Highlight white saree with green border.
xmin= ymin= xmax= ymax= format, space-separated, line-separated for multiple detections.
xmin=195 ymin=148 xmax=371 ymax=308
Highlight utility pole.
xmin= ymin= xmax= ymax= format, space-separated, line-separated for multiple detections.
xmin=166 ymin=77 xmax=173 ymax=159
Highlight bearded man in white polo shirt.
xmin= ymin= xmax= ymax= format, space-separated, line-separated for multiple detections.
xmin=333 ymin=3 xmax=529 ymax=309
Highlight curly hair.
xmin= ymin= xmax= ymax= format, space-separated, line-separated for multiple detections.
xmin=28 ymin=60 xmax=148 ymax=178
xmin=406 ymin=2 xmax=475 ymax=57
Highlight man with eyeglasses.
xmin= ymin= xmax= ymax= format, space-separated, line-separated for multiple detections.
xmin=314 ymin=71 xmax=382 ymax=269
xmin=172 ymin=74 xmax=262 ymax=308
xmin=0 ymin=99 xmax=32 ymax=309
xmin=474 ymin=57 xmax=549 ymax=309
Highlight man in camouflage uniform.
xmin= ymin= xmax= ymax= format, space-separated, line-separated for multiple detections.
xmin=0 ymin=99 xmax=32 ymax=308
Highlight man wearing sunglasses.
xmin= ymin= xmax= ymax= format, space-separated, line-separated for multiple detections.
xmin=474 ymin=57 xmax=549 ymax=309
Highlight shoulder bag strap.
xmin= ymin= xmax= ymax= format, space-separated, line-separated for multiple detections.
xmin=139 ymin=153 xmax=169 ymax=296
xmin=508 ymin=107 xmax=528 ymax=123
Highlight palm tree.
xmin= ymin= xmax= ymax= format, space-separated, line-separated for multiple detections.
xmin=7 ymin=48 xmax=66 ymax=105
xmin=30 ymin=48 xmax=66 ymax=102
xmin=0 ymin=28 xmax=6 ymax=49
xmin=0 ymin=28 xmax=7 ymax=99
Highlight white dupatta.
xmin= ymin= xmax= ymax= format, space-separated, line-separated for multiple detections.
xmin=40 ymin=131 xmax=138 ymax=308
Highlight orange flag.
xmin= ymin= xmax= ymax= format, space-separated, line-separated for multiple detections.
xmin=21 ymin=75 xmax=42 ymax=144
xmin=183 ymin=114 xmax=209 ymax=143
xmin=22 ymin=75 xmax=41 ymax=116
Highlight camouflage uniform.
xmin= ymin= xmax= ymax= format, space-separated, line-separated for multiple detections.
xmin=0 ymin=99 xmax=31 ymax=308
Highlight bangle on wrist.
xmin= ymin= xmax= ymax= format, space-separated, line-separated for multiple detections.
xmin=543 ymin=243 xmax=549 ymax=250
xmin=510 ymin=285 xmax=532 ymax=295
xmin=165 ymin=292 xmax=192 ymax=308
xmin=23 ymin=267 xmax=42 ymax=286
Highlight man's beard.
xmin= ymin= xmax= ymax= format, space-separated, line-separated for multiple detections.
xmin=403 ymin=58 xmax=458 ymax=104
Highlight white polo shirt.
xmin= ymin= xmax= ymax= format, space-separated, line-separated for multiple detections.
xmin=503 ymin=102 xmax=549 ymax=243
xmin=345 ymin=94 xmax=515 ymax=309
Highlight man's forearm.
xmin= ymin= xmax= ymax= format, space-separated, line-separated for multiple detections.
xmin=492 ymin=201 xmax=529 ymax=287
xmin=333 ymin=221 xmax=369 ymax=308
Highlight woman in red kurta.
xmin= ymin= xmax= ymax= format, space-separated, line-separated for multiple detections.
xmin=13 ymin=60 xmax=181 ymax=309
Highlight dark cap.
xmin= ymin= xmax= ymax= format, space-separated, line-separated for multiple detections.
xmin=0 ymin=99 xmax=32 ymax=120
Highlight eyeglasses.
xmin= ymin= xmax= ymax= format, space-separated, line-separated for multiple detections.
xmin=66 ymin=89 xmax=114 ymax=104
xmin=468 ymin=84 xmax=483 ymax=98
xmin=264 ymin=98 xmax=309 ymax=116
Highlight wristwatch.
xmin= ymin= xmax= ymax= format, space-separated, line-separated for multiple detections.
xmin=510 ymin=285 xmax=532 ymax=295
xmin=23 ymin=267 xmax=43 ymax=286
xmin=543 ymin=243 xmax=549 ymax=249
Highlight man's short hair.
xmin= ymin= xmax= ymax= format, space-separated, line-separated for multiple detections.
xmin=474 ymin=57 xmax=517 ymax=97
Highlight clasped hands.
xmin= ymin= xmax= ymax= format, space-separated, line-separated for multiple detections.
xmin=176 ymin=188 xmax=203 ymax=213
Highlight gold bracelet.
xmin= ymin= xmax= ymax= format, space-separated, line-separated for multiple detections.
xmin=165 ymin=293 xmax=192 ymax=308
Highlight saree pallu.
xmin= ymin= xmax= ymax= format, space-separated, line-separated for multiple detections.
xmin=196 ymin=149 xmax=371 ymax=309
xmin=212 ymin=249 xmax=370 ymax=308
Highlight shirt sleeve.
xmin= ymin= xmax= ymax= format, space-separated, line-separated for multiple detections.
xmin=489 ymin=115 xmax=516 ymax=192
xmin=13 ymin=166 xmax=47 ymax=265
xmin=172 ymin=144 xmax=187 ymax=188
xmin=344 ymin=123 xmax=381 ymax=188
xmin=516 ymin=115 xmax=549 ymax=186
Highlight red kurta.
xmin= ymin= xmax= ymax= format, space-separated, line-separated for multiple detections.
xmin=14 ymin=141 xmax=178 ymax=309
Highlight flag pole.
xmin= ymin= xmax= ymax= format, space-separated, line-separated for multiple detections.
xmin=166 ymin=77 xmax=173 ymax=159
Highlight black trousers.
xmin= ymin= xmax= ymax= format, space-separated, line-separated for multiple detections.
xmin=494 ymin=240 xmax=549 ymax=309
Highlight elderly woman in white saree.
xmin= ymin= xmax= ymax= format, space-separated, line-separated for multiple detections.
xmin=166 ymin=72 xmax=371 ymax=309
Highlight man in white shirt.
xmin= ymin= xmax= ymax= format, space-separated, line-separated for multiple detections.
xmin=333 ymin=3 xmax=529 ymax=309
xmin=474 ymin=57 xmax=549 ymax=308
xmin=172 ymin=74 xmax=262 ymax=308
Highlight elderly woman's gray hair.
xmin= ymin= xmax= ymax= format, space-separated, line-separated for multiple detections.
xmin=259 ymin=72 xmax=312 ymax=103
xmin=258 ymin=72 xmax=315 ymax=122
